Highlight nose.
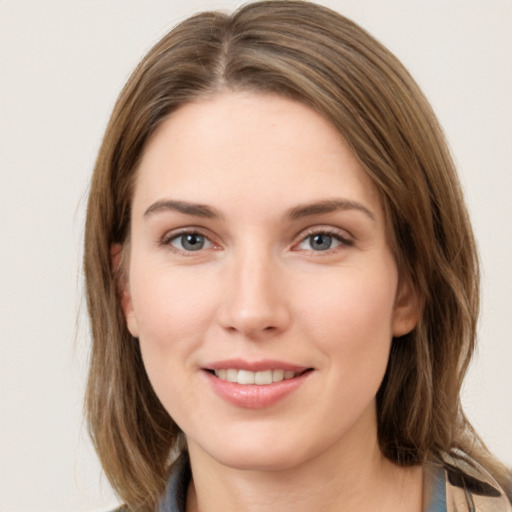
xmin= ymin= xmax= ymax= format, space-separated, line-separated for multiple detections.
xmin=218 ymin=248 xmax=291 ymax=340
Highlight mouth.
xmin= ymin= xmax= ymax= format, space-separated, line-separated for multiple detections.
xmin=202 ymin=359 xmax=314 ymax=407
xmin=205 ymin=368 xmax=313 ymax=385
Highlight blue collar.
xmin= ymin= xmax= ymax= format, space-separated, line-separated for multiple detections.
xmin=159 ymin=456 xmax=449 ymax=512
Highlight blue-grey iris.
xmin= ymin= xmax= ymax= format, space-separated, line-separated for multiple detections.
xmin=310 ymin=234 xmax=332 ymax=251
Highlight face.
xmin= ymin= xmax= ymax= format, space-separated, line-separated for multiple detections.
xmin=122 ymin=92 xmax=418 ymax=472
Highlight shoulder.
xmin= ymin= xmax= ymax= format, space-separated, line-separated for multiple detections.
xmin=441 ymin=451 xmax=512 ymax=511
xmin=102 ymin=455 xmax=190 ymax=512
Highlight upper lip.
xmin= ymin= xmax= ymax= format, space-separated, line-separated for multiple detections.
xmin=203 ymin=359 xmax=311 ymax=373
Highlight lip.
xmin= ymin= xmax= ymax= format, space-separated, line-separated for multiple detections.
xmin=202 ymin=359 xmax=313 ymax=409
xmin=204 ymin=358 xmax=309 ymax=373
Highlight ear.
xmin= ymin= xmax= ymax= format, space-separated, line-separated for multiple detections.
xmin=392 ymin=278 xmax=422 ymax=338
xmin=111 ymin=243 xmax=139 ymax=338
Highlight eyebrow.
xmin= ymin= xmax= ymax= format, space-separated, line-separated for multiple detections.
xmin=144 ymin=199 xmax=224 ymax=220
xmin=286 ymin=199 xmax=375 ymax=221
xmin=143 ymin=198 xmax=374 ymax=222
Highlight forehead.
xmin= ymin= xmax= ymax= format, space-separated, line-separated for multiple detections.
xmin=132 ymin=91 xmax=383 ymax=221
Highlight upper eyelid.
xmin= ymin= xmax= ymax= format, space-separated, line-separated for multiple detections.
xmin=162 ymin=226 xmax=215 ymax=240
xmin=290 ymin=227 xmax=354 ymax=254
xmin=294 ymin=225 xmax=353 ymax=242
xmin=160 ymin=227 xmax=219 ymax=250
xmin=158 ymin=224 xmax=353 ymax=247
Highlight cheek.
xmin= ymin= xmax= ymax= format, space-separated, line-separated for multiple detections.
xmin=127 ymin=263 xmax=223 ymax=423
xmin=130 ymin=262 xmax=216 ymax=339
xmin=293 ymin=266 xmax=398 ymax=431
xmin=294 ymin=264 xmax=398 ymax=368
xmin=127 ymin=262 xmax=220 ymax=391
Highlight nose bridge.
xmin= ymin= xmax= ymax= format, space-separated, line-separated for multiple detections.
xmin=219 ymin=242 xmax=289 ymax=337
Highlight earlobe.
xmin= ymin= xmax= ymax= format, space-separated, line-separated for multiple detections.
xmin=392 ymin=279 xmax=422 ymax=338
xmin=111 ymin=244 xmax=139 ymax=338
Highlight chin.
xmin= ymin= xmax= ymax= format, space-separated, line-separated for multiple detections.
xmin=213 ymin=446 xmax=306 ymax=472
xmin=189 ymin=428 xmax=312 ymax=472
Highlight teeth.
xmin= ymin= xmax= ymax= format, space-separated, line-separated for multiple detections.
xmin=272 ymin=369 xmax=284 ymax=382
xmin=238 ymin=370 xmax=255 ymax=385
xmin=213 ymin=369 xmax=298 ymax=385
xmin=255 ymin=370 xmax=272 ymax=385
xmin=226 ymin=369 xmax=238 ymax=383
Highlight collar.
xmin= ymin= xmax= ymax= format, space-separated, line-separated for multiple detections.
xmin=157 ymin=452 xmax=511 ymax=512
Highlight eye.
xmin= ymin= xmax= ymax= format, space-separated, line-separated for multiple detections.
xmin=295 ymin=230 xmax=352 ymax=252
xmin=167 ymin=232 xmax=214 ymax=252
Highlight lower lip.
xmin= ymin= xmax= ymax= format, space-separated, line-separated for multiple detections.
xmin=204 ymin=370 xmax=312 ymax=409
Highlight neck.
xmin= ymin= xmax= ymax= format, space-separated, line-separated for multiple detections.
xmin=185 ymin=416 xmax=423 ymax=512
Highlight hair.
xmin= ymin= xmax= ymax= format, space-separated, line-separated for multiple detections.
xmin=84 ymin=1 xmax=511 ymax=510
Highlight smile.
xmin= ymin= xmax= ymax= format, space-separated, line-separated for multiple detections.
xmin=213 ymin=369 xmax=298 ymax=385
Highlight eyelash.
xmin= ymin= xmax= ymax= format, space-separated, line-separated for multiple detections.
xmin=160 ymin=227 xmax=353 ymax=255
xmin=160 ymin=229 xmax=216 ymax=255
xmin=293 ymin=227 xmax=353 ymax=253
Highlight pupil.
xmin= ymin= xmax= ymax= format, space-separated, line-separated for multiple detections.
xmin=183 ymin=234 xmax=204 ymax=251
xmin=311 ymin=234 xmax=331 ymax=250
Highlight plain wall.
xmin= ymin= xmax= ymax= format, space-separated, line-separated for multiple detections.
xmin=0 ymin=1 xmax=510 ymax=510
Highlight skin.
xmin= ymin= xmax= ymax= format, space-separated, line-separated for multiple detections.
xmin=121 ymin=92 xmax=422 ymax=512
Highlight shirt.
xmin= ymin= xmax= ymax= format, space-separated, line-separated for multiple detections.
xmin=115 ymin=451 xmax=512 ymax=511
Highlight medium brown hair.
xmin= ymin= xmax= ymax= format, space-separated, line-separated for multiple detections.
xmin=84 ymin=1 xmax=510 ymax=509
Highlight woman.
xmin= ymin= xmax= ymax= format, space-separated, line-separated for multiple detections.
xmin=83 ymin=1 xmax=512 ymax=511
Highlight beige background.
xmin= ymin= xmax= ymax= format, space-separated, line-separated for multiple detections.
xmin=0 ymin=1 xmax=510 ymax=510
